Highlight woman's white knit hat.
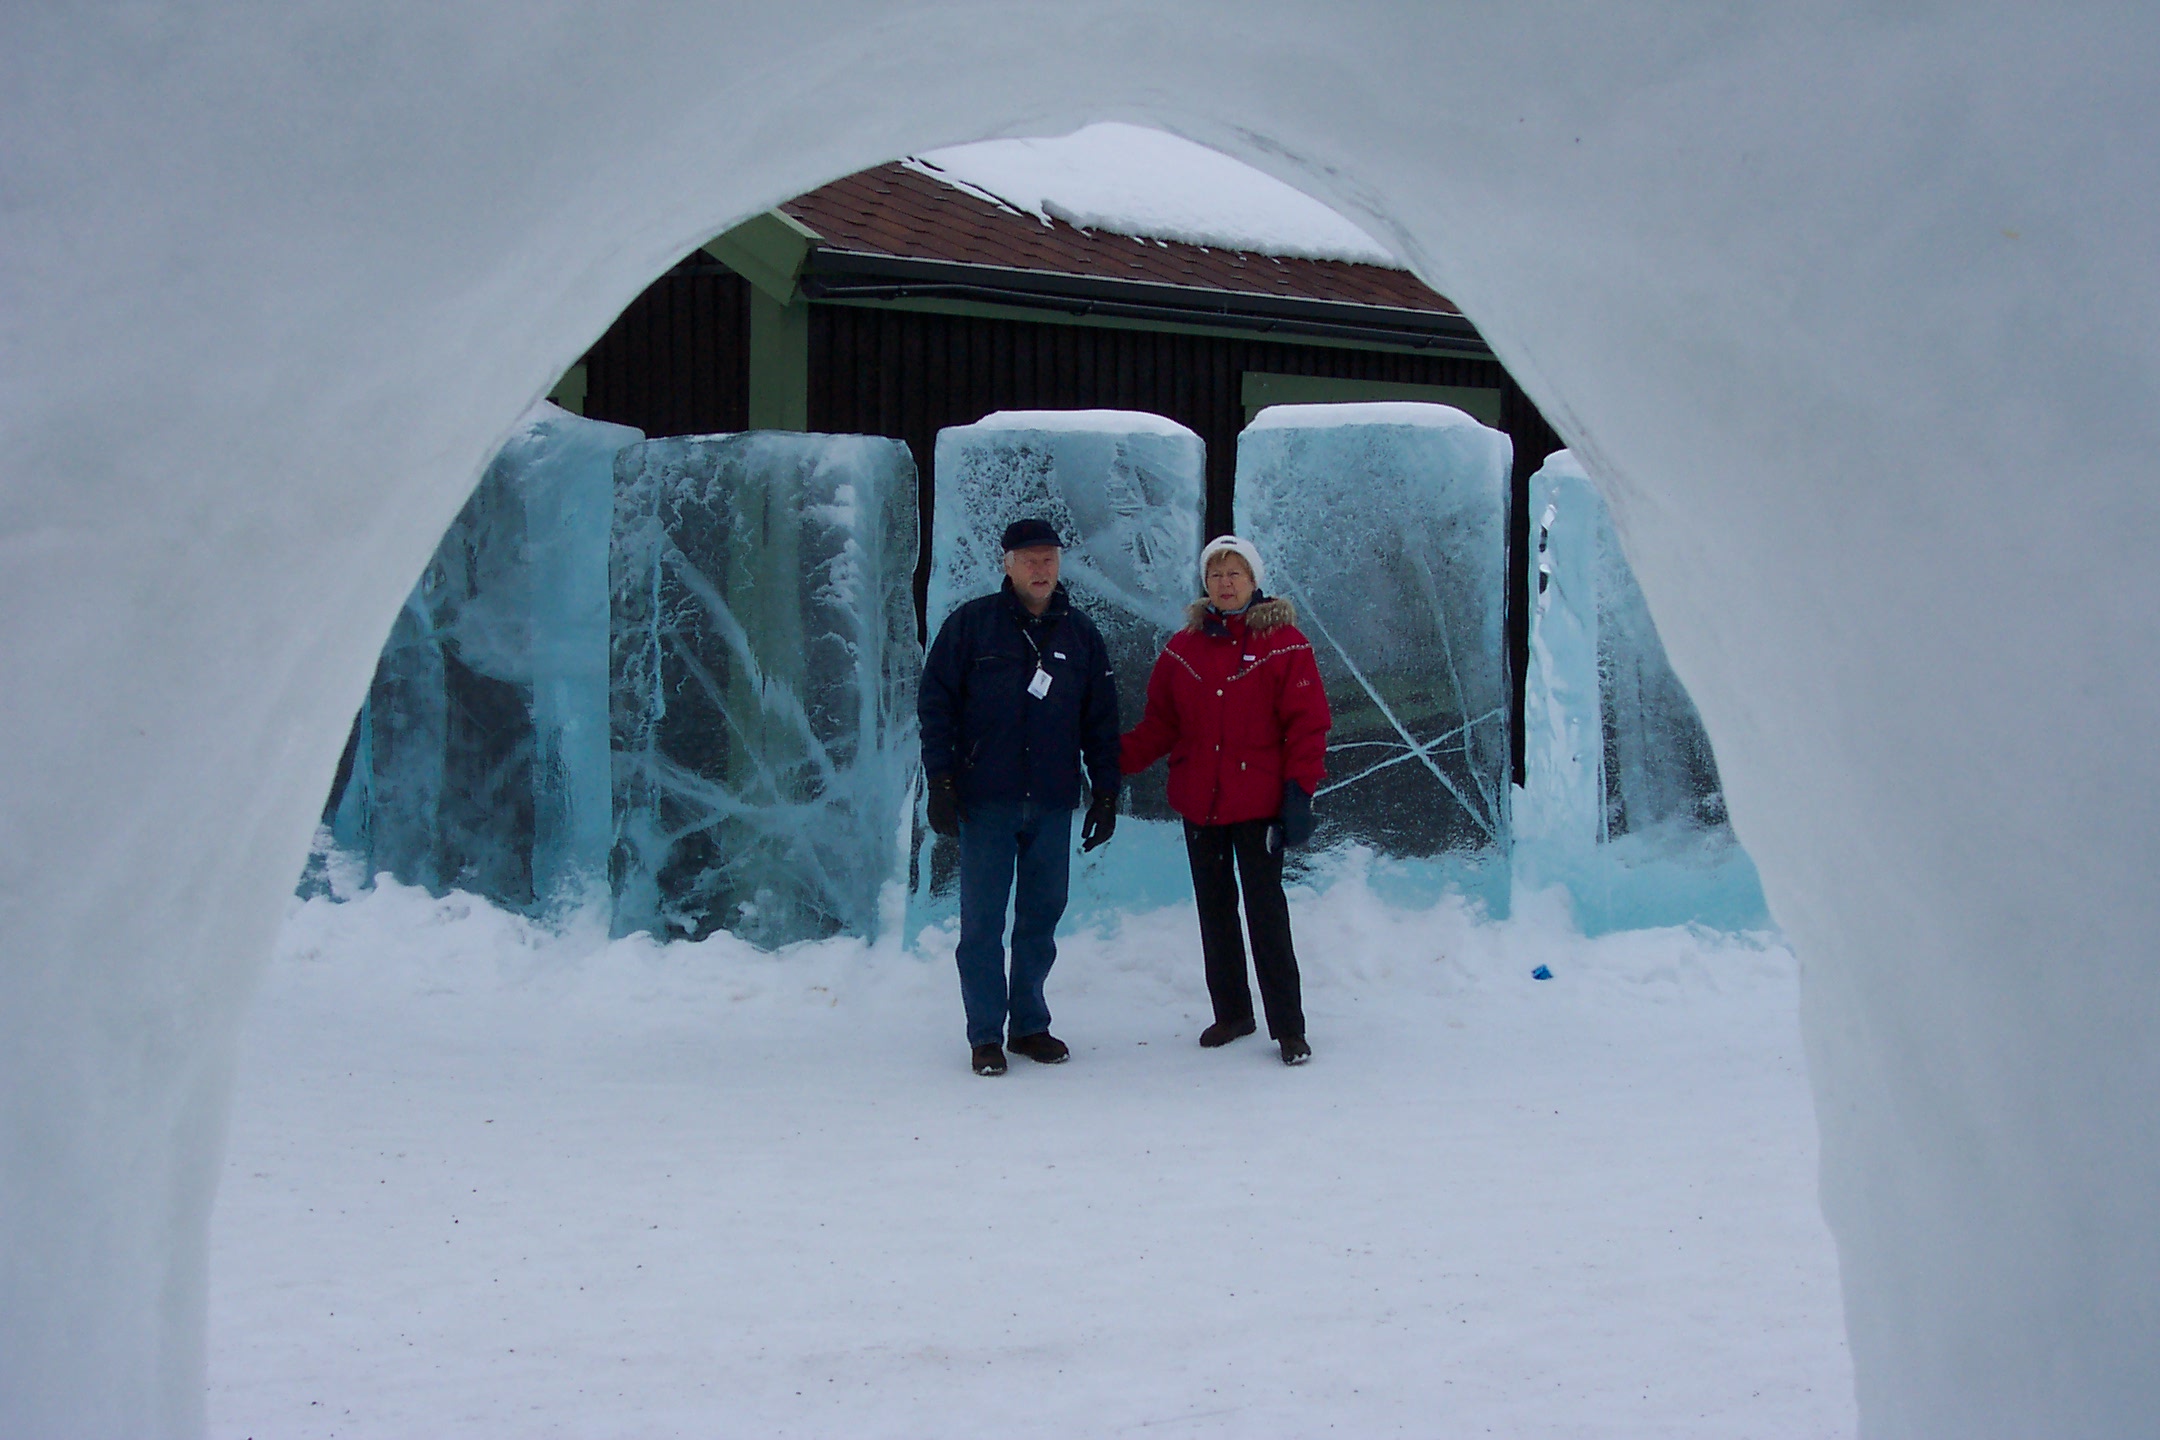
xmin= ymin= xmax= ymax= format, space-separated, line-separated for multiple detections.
xmin=1199 ymin=534 xmax=1267 ymax=591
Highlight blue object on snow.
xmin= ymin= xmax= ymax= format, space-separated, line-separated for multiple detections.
xmin=1531 ymin=963 xmax=1554 ymax=980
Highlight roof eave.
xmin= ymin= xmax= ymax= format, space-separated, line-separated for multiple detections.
xmin=795 ymin=248 xmax=1489 ymax=355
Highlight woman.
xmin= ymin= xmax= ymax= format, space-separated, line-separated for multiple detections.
xmin=1120 ymin=536 xmax=1331 ymax=1064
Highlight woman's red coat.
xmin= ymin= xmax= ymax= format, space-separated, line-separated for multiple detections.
xmin=1119 ymin=598 xmax=1332 ymax=826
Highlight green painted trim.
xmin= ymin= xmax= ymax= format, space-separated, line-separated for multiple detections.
xmin=809 ymin=292 xmax=1496 ymax=361
xmin=1240 ymin=370 xmax=1501 ymax=425
xmin=701 ymin=209 xmax=815 ymax=426
xmin=547 ymin=361 xmax=588 ymax=416
xmin=702 ymin=210 xmax=820 ymax=305
xmin=748 ymin=289 xmax=810 ymax=431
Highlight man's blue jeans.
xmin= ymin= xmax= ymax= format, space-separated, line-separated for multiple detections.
xmin=955 ymin=800 xmax=1073 ymax=1046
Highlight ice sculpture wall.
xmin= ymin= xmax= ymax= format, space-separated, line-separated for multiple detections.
xmin=6 ymin=6 xmax=2159 ymax=1437
xmin=926 ymin=411 xmax=1206 ymax=915
xmin=328 ymin=416 xmax=916 ymax=948
xmin=1234 ymin=403 xmax=1512 ymax=901
xmin=611 ymin=432 xmax=921 ymax=945
xmin=1514 ymin=450 xmax=1768 ymax=933
xmin=328 ymin=403 xmax=640 ymax=913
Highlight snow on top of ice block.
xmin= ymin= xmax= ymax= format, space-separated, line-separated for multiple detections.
xmin=914 ymin=123 xmax=1399 ymax=267
xmin=1533 ymin=448 xmax=1590 ymax=482
xmin=958 ymin=408 xmax=1201 ymax=440
xmin=1245 ymin=401 xmax=1494 ymax=432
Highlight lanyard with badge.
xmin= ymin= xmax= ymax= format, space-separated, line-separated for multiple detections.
xmin=1020 ymin=623 xmax=1053 ymax=699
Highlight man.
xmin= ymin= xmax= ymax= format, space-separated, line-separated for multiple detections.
xmin=919 ymin=518 xmax=1122 ymax=1076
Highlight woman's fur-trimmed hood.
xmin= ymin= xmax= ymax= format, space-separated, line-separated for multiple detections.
xmin=1185 ymin=595 xmax=1297 ymax=635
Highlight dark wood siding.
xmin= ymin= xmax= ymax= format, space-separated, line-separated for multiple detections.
xmin=582 ymin=257 xmax=751 ymax=438
xmin=802 ymin=304 xmax=1552 ymax=634
xmin=810 ymin=304 xmax=1518 ymax=538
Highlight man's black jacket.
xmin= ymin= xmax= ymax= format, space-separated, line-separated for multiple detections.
xmin=919 ymin=580 xmax=1121 ymax=810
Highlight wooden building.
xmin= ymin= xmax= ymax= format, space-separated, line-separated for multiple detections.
xmin=556 ymin=157 xmax=1563 ymax=778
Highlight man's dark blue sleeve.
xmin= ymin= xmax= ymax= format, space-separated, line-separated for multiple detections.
xmin=920 ymin=608 xmax=968 ymax=778
xmin=1079 ymin=619 xmax=1122 ymax=797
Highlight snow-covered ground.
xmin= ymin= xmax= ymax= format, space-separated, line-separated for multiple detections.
xmin=209 ymin=877 xmax=1852 ymax=1438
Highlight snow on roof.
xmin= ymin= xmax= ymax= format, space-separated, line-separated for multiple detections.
xmin=1244 ymin=400 xmax=1494 ymax=432
xmin=915 ymin=122 xmax=1400 ymax=268
xmin=959 ymin=409 xmax=1203 ymax=439
xmin=783 ymin=163 xmax=1457 ymax=315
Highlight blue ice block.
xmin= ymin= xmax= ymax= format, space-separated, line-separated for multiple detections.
xmin=1514 ymin=449 xmax=1768 ymax=933
xmin=328 ymin=401 xmax=641 ymax=910
xmin=610 ymin=431 xmax=921 ymax=946
xmin=1235 ymin=402 xmax=1513 ymax=906
xmin=919 ymin=411 xmax=1207 ymax=928
xmin=929 ymin=409 xmax=1204 ymax=751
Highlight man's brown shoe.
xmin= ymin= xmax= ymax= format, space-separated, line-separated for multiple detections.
xmin=1007 ymin=1031 xmax=1070 ymax=1064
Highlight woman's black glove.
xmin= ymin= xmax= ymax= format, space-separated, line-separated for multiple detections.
xmin=1279 ymin=781 xmax=1315 ymax=847
xmin=1080 ymin=791 xmax=1119 ymax=852
xmin=927 ymin=774 xmax=961 ymax=837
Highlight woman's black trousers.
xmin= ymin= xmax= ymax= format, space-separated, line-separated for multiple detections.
xmin=1183 ymin=818 xmax=1306 ymax=1040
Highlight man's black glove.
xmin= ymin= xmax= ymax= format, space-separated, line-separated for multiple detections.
xmin=1080 ymin=791 xmax=1118 ymax=852
xmin=1279 ymin=781 xmax=1316 ymax=848
xmin=927 ymin=774 xmax=961 ymax=838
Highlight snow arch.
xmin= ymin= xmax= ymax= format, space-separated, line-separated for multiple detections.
xmin=4 ymin=6 xmax=2157 ymax=1436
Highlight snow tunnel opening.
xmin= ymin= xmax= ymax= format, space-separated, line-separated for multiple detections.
xmin=209 ymin=114 xmax=1837 ymax=1438
xmin=302 ymin=121 xmax=1768 ymax=948
xmin=36 ymin=12 xmax=2160 ymax=1436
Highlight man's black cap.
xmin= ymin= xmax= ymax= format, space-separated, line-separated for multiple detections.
xmin=1001 ymin=517 xmax=1065 ymax=551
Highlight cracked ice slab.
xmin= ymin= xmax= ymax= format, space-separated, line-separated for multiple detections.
xmin=1236 ymin=403 xmax=1512 ymax=903
xmin=923 ymin=410 xmax=1208 ymax=921
xmin=328 ymin=402 xmax=643 ymax=913
xmin=1515 ymin=449 xmax=1768 ymax=934
xmin=929 ymin=409 xmax=1205 ymax=688
xmin=611 ymin=431 xmax=921 ymax=947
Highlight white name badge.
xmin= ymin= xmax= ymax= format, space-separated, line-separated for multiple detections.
xmin=1028 ymin=667 xmax=1053 ymax=699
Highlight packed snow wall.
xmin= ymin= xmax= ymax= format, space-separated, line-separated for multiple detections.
xmin=612 ymin=432 xmax=921 ymax=945
xmin=1514 ymin=450 xmax=1768 ymax=934
xmin=8 ymin=8 xmax=2160 ymax=1438
xmin=325 ymin=403 xmax=640 ymax=914
xmin=924 ymin=411 xmax=1205 ymax=921
xmin=1234 ymin=403 xmax=1513 ymax=907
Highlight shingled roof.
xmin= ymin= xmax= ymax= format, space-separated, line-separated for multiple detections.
xmin=754 ymin=160 xmax=1485 ymax=356
xmin=780 ymin=160 xmax=1460 ymax=316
